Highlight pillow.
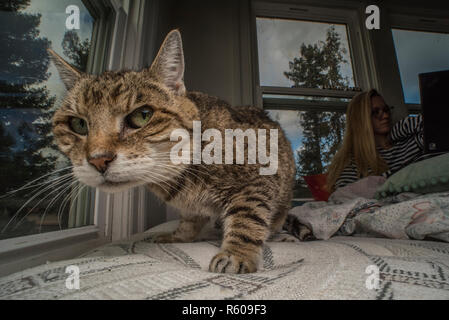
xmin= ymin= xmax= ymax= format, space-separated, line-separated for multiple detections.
xmin=375 ymin=152 xmax=449 ymax=199
xmin=303 ymin=173 xmax=330 ymax=201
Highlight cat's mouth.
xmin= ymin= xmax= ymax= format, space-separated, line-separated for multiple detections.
xmin=74 ymin=162 xmax=148 ymax=193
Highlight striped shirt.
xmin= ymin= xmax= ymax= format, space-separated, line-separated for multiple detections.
xmin=335 ymin=115 xmax=427 ymax=189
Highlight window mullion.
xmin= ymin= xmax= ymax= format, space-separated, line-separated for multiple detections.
xmin=261 ymin=86 xmax=358 ymax=99
xmin=263 ymin=98 xmax=347 ymax=113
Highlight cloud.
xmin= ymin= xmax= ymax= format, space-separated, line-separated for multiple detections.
xmin=266 ymin=109 xmax=304 ymax=159
xmin=256 ymin=17 xmax=355 ymax=87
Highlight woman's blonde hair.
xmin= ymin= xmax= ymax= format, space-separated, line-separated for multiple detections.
xmin=326 ymin=89 xmax=389 ymax=192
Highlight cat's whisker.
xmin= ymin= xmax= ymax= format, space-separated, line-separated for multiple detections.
xmin=140 ymin=169 xmax=191 ymax=195
xmin=141 ymin=174 xmax=173 ymax=195
xmin=57 ymin=182 xmax=84 ymax=229
xmin=11 ymin=176 xmax=75 ymax=232
xmin=140 ymin=171 xmax=180 ymax=194
xmin=50 ymin=180 xmax=81 ymax=226
xmin=2 ymin=176 xmax=74 ymax=233
xmin=122 ymin=152 xmax=197 ymax=162
xmin=6 ymin=174 xmax=74 ymax=225
xmin=39 ymin=179 xmax=79 ymax=233
xmin=139 ymin=169 xmax=196 ymax=195
xmin=141 ymin=175 xmax=171 ymax=195
xmin=1 ymin=167 xmax=73 ymax=199
xmin=120 ymin=155 xmax=203 ymax=168
xmin=149 ymin=151 xmax=196 ymax=155
xmin=145 ymin=154 xmax=213 ymax=165
xmin=120 ymin=156 xmax=212 ymax=186
xmin=13 ymin=172 xmax=75 ymax=196
xmin=65 ymin=184 xmax=88 ymax=227
xmin=153 ymin=162 xmax=214 ymax=182
xmin=152 ymin=163 xmax=208 ymax=187
xmin=114 ymin=156 xmax=179 ymax=167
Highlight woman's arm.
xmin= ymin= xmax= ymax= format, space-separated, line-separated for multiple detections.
xmin=334 ymin=160 xmax=359 ymax=190
xmin=390 ymin=114 xmax=424 ymax=145
xmin=383 ymin=114 xmax=425 ymax=176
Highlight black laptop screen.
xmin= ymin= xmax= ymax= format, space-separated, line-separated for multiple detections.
xmin=419 ymin=70 xmax=449 ymax=153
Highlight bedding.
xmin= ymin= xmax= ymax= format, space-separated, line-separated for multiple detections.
xmin=286 ymin=188 xmax=449 ymax=242
xmin=1 ymin=211 xmax=449 ymax=300
xmin=1 ymin=178 xmax=449 ymax=300
xmin=375 ymin=152 xmax=449 ymax=198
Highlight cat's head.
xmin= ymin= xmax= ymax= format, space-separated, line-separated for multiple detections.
xmin=50 ymin=30 xmax=198 ymax=193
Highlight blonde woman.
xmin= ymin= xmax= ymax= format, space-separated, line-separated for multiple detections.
xmin=327 ymin=89 xmax=425 ymax=193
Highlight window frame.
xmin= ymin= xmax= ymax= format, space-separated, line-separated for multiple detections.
xmin=0 ymin=0 xmax=116 ymax=277
xmin=251 ymin=1 xmax=371 ymax=111
xmin=250 ymin=1 xmax=372 ymax=201
xmin=100 ymin=0 xmax=168 ymax=242
xmin=248 ymin=1 xmax=449 ymax=202
xmin=0 ymin=0 xmax=168 ymax=277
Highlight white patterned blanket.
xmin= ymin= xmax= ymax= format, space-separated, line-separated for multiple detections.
xmin=1 ymin=218 xmax=449 ymax=300
xmin=286 ymin=191 xmax=449 ymax=242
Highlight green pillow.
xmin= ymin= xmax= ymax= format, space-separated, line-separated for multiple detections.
xmin=375 ymin=153 xmax=449 ymax=199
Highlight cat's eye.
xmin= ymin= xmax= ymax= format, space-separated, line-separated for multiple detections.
xmin=126 ymin=105 xmax=154 ymax=129
xmin=69 ymin=117 xmax=88 ymax=135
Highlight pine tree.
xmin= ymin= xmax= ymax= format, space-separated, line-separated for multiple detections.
xmin=0 ymin=0 xmax=56 ymax=194
xmin=62 ymin=30 xmax=91 ymax=70
xmin=284 ymin=26 xmax=348 ymax=191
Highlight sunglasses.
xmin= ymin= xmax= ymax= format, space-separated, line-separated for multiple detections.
xmin=371 ymin=105 xmax=394 ymax=119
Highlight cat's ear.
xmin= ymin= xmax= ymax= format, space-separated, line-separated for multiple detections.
xmin=148 ymin=29 xmax=186 ymax=96
xmin=47 ymin=48 xmax=82 ymax=90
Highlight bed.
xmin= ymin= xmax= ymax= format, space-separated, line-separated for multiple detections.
xmin=1 ymin=204 xmax=449 ymax=300
xmin=2 ymin=154 xmax=449 ymax=300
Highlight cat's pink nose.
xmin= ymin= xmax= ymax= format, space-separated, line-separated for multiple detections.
xmin=88 ymin=153 xmax=116 ymax=174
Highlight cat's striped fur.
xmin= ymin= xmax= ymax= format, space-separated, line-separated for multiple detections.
xmin=50 ymin=30 xmax=295 ymax=273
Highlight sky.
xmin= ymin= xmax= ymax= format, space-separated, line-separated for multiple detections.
xmin=392 ymin=29 xmax=449 ymax=104
xmin=256 ymin=17 xmax=355 ymax=88
xmin=266 ymin=109 xmax=304 ymax=164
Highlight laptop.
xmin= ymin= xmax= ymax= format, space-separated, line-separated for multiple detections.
xmin=418 ymin=69 xmax=449 ymax=153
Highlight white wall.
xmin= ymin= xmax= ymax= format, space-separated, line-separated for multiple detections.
xmin=146 ymin=0 xmax=254 ymax=107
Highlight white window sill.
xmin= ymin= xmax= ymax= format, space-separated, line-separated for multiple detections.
xmin=0 ymin=226 xmax=108 ymax=277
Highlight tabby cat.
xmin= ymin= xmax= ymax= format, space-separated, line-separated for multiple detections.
xmin=49 ymin=30 xmax=295 ymax=274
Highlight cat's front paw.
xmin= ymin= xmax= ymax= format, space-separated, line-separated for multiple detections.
xmin=208 ymin=251 xmax=257 ymax=274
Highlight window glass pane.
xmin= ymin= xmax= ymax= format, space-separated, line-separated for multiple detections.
xmin=267 ymin=109 xmax=346 ymax=199
xmin=256 ymin=17 xmax=355 ymax=90
xmin=0 ymin=0 xmax=95 ymax=240
xmin=392 ymin=28 xmax=449 ymax=104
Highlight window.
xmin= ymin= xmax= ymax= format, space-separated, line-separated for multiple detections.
xmin=0 ymin=0 xmax=96 ymax=240
xmin=257 ymin=17 xmax=356 ymax=90
xmin=266 ymin=109 xmax=346 ymax=199
xmin=391 ymin=29 xmax=449 ymax=105
xmin=0 ymin=0 xmax=156 ymax=276
xmin=253 ymin=4 xmax=364 ymax=199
